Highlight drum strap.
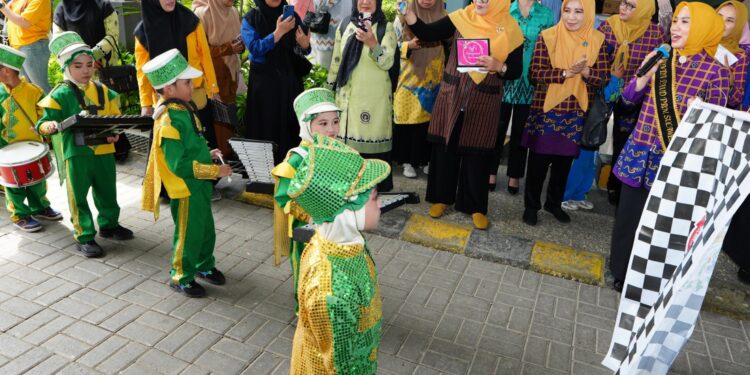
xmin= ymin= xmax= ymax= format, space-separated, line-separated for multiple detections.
xmin=8 ymin=93 xmax=36 ymax=128
xmin=64 ymin=81 xmax=105 ymax=115
xmin=162 ymin=98 xmax=203 ymax=136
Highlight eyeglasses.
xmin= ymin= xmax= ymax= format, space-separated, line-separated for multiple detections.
xmin=620 ymin=0 xmax=636 ymax=11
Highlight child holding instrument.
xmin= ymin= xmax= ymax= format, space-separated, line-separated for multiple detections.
xmin=141 ymin=49 xmax=232 ymax=298
xmin=36 ymin=32 xmax=133 ymax=258
xmin=0 ymin=44 xmax=62 ymax=232
xmin=272 ymin=87 xmax=340 ymax=312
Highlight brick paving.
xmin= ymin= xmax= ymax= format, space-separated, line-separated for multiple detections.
xmin=0 ymin=162 xmax=749 ymax=374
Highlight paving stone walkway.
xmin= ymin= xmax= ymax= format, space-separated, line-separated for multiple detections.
xmin=0 ymin=162 xmax=749 ymax=374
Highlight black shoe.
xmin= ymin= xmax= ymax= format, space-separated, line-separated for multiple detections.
xmin=170 ymin=280 xmax=206 ymax=298
xmin=507 ymin=184 xmax=519 ymax=195
xmin=522 ymin=209 xmax=538 ymax=226
xmin=489 ymin=183 xmax=496 ymax=192
xmin=608 ymin=190 xmax=619 ymax=206
xmin=738 ymin=269 xmax=750 ymax=285
xmin=76 ymin=241 xmax=104 ymax=258
xmin=544 ymin=206 xmax=571 ymax=223
xmin=196 ymin=268 xmax=226 ymax=285
xmin=99 ymin=225 xmax=134 ymax=241
xmin=614 ymin=279 xmax=624 ymax=293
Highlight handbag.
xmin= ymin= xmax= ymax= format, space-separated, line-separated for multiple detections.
xmin=580 ymin=90 xmax=612 ymax=149
xmin=98 ymin=37 xmax=139 ymax=93
xmin=304 ymin=0 xmax=333 ymax=34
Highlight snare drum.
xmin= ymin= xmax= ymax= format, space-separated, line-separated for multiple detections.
xmin=0 ymin=141 xmax=55 ymax=188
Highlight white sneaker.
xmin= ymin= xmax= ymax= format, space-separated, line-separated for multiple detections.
xmin=402 ymin=163 xmax=417 ymax=178
xmin=575 ymin=200 xmax=594 ymax=210
xmin=422 ymin=165 xmax=429 ymax=175
xmin=561 ymin=201 xmax=579 ymax=211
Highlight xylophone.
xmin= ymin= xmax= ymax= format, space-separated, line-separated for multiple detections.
xmin=228 ymin=138 xmax=277 ymax=195
xmin=292 ymin=192 xmax=420 ymax=242
xmin=58 ymin=114 xmax=154 ymax=146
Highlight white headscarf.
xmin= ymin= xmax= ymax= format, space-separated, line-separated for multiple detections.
xmin=317 ymin=204 xmax=366 ymax=246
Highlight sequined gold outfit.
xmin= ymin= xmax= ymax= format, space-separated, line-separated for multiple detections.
xmin=290 ymin=234 xmax=382 ymax=375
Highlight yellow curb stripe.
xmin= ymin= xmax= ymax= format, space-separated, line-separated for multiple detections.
xmin=235 ymin=192 xmax=274 ymax=209
xmin=401 ymin=214 xmax=471 ymax=254
xmin=530 ymin=241 xmax=604 ymax=285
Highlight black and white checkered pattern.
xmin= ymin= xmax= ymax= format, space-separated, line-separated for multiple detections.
xmin=603 ymin=101 xmax=750 ymax=374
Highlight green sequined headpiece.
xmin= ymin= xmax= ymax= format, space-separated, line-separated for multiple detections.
xmin=0 ymin=44 xmax=25 ymax=72
xmin=293 ymin=88 xmax=341 ymax=123
xmin=142 ymin=49 xmax=203 ymax=89
xmin=287 ymin=134 xmax=390 ymax=223
xmin=49 ymin=31 xmax=92 ymax=69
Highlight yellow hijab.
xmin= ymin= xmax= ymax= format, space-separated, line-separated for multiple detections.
xmin=607 ymin=0 xmax=655 ymax=69
xmin=448 ymin=0 xmax=524 ymax=84
xmin=718 ymin=1 xmax=748 ymax=55
xmin=541 ymin=0 xmax=605 ymax=112
xmin=673 ymin=2 xmax=724 ymax=57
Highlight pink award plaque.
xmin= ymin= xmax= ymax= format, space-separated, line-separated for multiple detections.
xmin=456 ymin=38 xmax=490 ymax=68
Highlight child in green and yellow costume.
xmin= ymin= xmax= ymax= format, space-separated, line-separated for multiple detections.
xmin=288 ymin=134 xmax=388 ymax=375
xmin=272 ymin=87 xmax=341 ymax=311
xmin=36 ymin=32 xmax=133 ymax=258
xmin=141 ymin=49 xmax=232 ymax=298
xmin=0 ymin=44 xmax=62 ymax=233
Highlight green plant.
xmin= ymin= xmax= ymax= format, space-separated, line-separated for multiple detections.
xmin=382 ymin=0 xmax=398 ymax=22
xmin=304 ymin=64 xmax=329 ymax=90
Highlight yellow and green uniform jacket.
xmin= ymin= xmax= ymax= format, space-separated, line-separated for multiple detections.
xmin=0 ymin=78 xmax=50 ymax=221
xmin=142 ymin=100 xmax=220 ymax=285
xmin=290 ymin=233 xmax=382 ymax=375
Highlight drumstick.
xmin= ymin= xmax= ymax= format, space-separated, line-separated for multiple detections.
xmin=218 ymin=154 xmax=233 ymax=183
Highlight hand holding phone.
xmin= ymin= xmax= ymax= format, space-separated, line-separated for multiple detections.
xmin=282 ymin=4 xmax=295 ymax=20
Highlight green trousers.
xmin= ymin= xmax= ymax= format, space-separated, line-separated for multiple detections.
xmin=5 ymin=182 xmax=50 ymax=221
xmin=169 ymin=179 xmax=216 ymax=285
xmin=65 ymin=154 xmax=120 ymax=243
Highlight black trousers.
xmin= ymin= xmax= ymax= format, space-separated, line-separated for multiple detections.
xmin=361 ymin=151 xmax=393 ymax=193
xmin=723 ymin=197 xmax=750 ymax=270
xmin=523 ymin=151 xmax=573 ymax=211
xmin=607 ymin=101 xmax=639 ymax=198
xmin=493 ymin=103 xmax=530 ymax=178
xmin=196 ymin=100 xmax=218 ymax=150
xmin=393 ymin=123 xmax=430 ymax=167
xmin=609 ymin=184 xmax=649 ymax=282
xmin=425 ymin=113 xmax=492 ymax=214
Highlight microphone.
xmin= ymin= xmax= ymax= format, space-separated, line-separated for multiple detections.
xmin=636 ymin=44 xmax=672 ymax=78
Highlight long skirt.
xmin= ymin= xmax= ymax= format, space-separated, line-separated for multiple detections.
xmin=245 ymin=66 xmax=303 ymax=164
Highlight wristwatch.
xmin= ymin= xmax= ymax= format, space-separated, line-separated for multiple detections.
xmin=500 ymin=64 xmax=508 ymax=75
xmin=562 ymin=70 xmax=568 ymax=78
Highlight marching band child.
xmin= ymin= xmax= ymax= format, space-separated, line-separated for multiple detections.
xmin=0 ymin=44 xmax=62 ymax=232
xmin=288 ymin=134 xmax=387 ymax=375
xmin=141 ymin=49 xmax=232 ymax=298
xmin=272 ymin=87 xmax=341 ymax=312
xmin=36 ymin=32 xmax=133 ymax=258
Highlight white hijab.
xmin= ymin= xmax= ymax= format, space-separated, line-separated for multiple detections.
xmin=317 ymin=204 xmax=366 ymax=246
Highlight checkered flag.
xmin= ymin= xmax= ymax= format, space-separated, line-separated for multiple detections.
xmin=602 ymin=100 xmax=750 ymax=374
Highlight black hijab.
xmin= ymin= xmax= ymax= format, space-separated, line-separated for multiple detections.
xmin=334 ymin=0 xmax=386 ymax=89
xmin=134 ymin=0 xmax=200 ymax=58
xmin=53 ymin=0 xmax=115 ymax=48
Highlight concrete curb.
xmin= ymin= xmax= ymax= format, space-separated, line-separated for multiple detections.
xmin=231 ymin=192 xmax=750 ymax=319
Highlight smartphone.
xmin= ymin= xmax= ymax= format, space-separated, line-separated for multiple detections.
xmin=398 ymin=1 xmax=407 ymax=14
xmin=282 ymin=5 xmax=295 ymax=20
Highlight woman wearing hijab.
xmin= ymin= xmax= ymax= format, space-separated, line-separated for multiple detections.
xmin=193 ymin=0 xmax=244 ymax=157
xmin=599 ymin=0 xmax=665 ymax=205
xmin=134 ymin=0 xmax=219 ymax=149
xmin=492 ymin=0 xmax=555 ymax=194
xmin=520 ymin=0 xmax=609 ymax=226
xmin=53 ymin=0 xmax=120 ymax=67
xmin=328 ymin=0 xmax=397 ymax=191
xmin=610 ymin=2 xmax=730 ymax=291
xmin=241 ymin=0 xmax=312 ymax=164
xmin=717 ymin=1 xmax=750 ymax=285
xmin=392 ymin=0 xmax=448 ymax=179
xmin=403 ymin=0 xmax=524 ymax=230
xmin=717 ymin=1 xmax=749 ymax=108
